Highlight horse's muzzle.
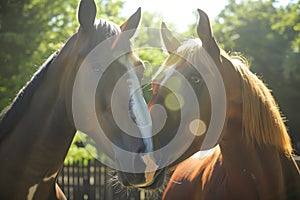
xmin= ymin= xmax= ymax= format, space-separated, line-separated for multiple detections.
xmin=117 ymin=167 xmax=166 ymax=189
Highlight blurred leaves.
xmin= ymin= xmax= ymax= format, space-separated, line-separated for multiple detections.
xmin=0 ymin=0 xmax=125 ymax=111
xmin=0 ymin=0 xmax=78 ymax=109
xmin=0 ymin=0 xmax=126 ymax=161
xmin=212 ymin=0 xmax=300 ymax=144
xmin=64 ymin=132 xmax=98 ymax=165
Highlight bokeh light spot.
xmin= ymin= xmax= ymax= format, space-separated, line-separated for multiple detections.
xmin=164 ymin=92 xmax=184 ymax=111
xmin=189 ymin=119 xmax=207 ymax=136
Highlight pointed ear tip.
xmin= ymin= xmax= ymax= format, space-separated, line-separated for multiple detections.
xmin=80 ymin=0 xmax=96 ymax=6
xmin=135 ymin=7 xmax=141 ymax=15
xmin=79 ymin=0 xmax=96 ymax=12
xmin=197 ymin=9 xmax=209 ymax=18
xmin=161 ymin=21 xmax=167 ymax=28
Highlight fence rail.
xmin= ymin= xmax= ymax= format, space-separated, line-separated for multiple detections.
xmin=57 ymin=159 xmax=142 ymax=200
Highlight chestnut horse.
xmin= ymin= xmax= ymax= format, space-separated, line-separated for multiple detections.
xmin=147 ymin=9 xmax=300 ymax=199
xmin=0 ymin=0 xmax=153 ymax=199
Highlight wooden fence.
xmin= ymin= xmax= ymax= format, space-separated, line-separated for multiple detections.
xmin=57 ymin=159 xmax=143 ymax=200
xmin=58 ymin=157 xmax=300 ymax=200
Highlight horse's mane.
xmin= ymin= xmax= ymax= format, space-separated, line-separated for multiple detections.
xmin=0 ymin=51 xmax=58 ymax=141
xmin=95 ymin=18 xmax=121 ymax=40
xmin=231 ymin=58 xmax=293 ymax=155
xmin=161 ymin=38 xmax=293 ymax=155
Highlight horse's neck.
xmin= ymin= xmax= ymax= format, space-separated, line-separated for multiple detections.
xmin=219 ymin=131 xmax=297 ymax=199
xmin=0 ymin=52 xmax=76 ymax=194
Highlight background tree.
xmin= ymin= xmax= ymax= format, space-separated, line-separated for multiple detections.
xmin=134 ymin=11 xmax=167 ymax=102
xmin=212 ymin=0 xmax=300 ymax=149
xmin=0 ymin=0 xmax=125 ymax=161
xmin=0 ymin=0 xmax=76 ymax=109
xmin=272 ymin=1 xmax=300 ymax=150
xmin=0 ymin=0 xmax=124 ymax=111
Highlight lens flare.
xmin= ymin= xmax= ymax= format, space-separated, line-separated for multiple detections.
xmin=164 ymin=92 xmax=184 ymax=111
xmin=189 ymin=119 xmax=207 ymax=136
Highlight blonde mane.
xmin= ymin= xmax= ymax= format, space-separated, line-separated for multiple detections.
xmin=232 ymin=58 xmax=293 ymax=155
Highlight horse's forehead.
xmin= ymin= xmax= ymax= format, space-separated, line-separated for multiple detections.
xmin=71 ymin=21 xmax=123 ymax=60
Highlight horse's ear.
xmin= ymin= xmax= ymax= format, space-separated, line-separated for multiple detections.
xmin=120 ymin=7 xmax=141 ymax=39
xmin=78 ymin=0 xmax=96 ymax=31
xmin=196 ymin=9 xmax=221 ymax=62
xmin=160 ymin=22 xmax=182 ymax=54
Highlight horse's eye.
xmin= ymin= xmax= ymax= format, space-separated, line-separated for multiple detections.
xmin=190 ymin=76 xmax=202 ymax=84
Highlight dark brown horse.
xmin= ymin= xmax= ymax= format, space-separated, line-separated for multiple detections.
xmin=147 ymin=9 xmax=300 ymax=199
xmin=0 ymin=0 xmax=152 ymax=199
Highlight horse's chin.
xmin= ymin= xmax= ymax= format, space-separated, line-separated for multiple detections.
xmin=137 ymin=168 xmax=166 ymax=190
xmin=117 ymin=168 xmax=166 ymax=191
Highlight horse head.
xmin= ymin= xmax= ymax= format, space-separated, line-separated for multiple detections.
xmin=65 ymin=0 xmax=163 ymax=189
xmin=151 ymin=8 xmax=299 ymax=199
xmin=146 ymin=9 xmax=243 ymax=186
xmin=148 ymin=9 xmax=296 ymax=194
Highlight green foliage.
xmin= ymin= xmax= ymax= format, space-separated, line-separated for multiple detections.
xmin=0 ymin=0 xmax=125 ymax=111
xmin=0 ymin=0 xmax=127 ymax=161
xmin=134 ymin=11 xmax=168 ymax=102
xmin=96 ymin=0 xmax=125 ymax=24
xmin=139 ymin=48 xmax=167 ymax=102
xmin=65 ymin=132 xmax=98 ymax=165
xmin=0 ymin=0 xmax=78 ymax=110
xmin=213 ymin=0 xmax=300 ymax=144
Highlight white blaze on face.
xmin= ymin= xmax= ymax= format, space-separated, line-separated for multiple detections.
xmin=133 ymin=154 xmax=159 ymax=187
xmin=118 ymin=55 xmax=153 ymax=152
xmin=142 ymin=154 xmax=159 ymax=184
xmin=118 ymin=55 xmax=158 ymax=185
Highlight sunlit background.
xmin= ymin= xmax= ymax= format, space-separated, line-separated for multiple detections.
xmin=121 ymin=0 xmax=226 ymax=31
xmin=121 ymin=0 xmax=290 ymax=32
